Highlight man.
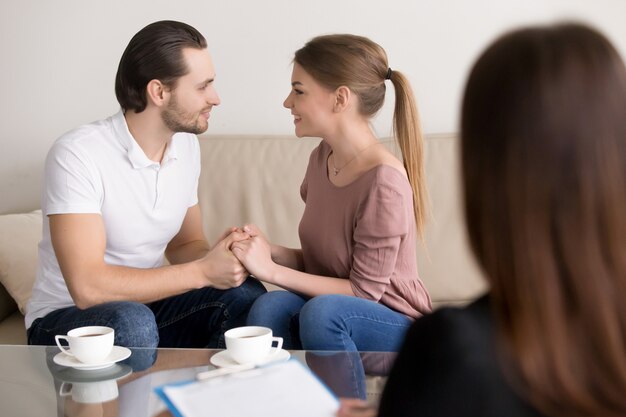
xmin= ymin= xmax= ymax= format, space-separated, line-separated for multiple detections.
xmin=26 ymin=20 xmax=266 ymax=349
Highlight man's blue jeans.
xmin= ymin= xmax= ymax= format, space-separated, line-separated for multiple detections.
xmin=246 ymin=291 xmax=413 ymax=351
xmin=27 ymin=278 xmax=266 ymax=349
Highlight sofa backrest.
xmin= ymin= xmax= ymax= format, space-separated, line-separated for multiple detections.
xmin=197 ymin=134 xmax=487 ymax=308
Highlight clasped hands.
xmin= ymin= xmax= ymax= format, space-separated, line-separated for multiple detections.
xmin=212 ymin=223 xmax=276 ymax=285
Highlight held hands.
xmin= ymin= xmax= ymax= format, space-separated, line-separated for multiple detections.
xmin=336 ymin=399 xmax=377 ymax=417
xmin=210 ymin=227 xmax=240 ymax=250
xmin=195 ymin=229 xmax=250 ymax=289
xmin=241 ymin=224 xmax=265 ymax=240
xmin=231 ymin=224 xmax=277 ymax=282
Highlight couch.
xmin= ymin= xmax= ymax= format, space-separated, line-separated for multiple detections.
xmin=0 ymin=133 xmax=487 ymax=345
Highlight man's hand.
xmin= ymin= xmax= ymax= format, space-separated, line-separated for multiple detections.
xmin=211 ymin=226 xmax=242 ymax=250
xmin=195 ymin=230 xmax=250 ymax=289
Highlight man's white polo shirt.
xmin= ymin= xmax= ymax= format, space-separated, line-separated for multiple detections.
xmin=25 ymin=111 xmax=201 ymax=328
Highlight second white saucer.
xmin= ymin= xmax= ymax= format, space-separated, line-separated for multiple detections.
xmin=53 ymin=346 xmax=132 ymax=370
xmin=210 ymin=348 xmax=290 ymax=369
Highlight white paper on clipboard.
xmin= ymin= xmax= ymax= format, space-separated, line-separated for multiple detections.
xmin=156 ymin=359 xmax=339 ymax=417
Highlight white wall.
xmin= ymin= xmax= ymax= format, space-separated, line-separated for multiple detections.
xmin=1 ymin=0 xmax=625 ymax=214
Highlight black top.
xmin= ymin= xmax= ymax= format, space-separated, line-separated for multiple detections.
xmin=377 ymin=296 xmax=544 ymax=417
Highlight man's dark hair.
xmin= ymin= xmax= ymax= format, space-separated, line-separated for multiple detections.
xmin=115 ymin=20 xmax=207 ymax=113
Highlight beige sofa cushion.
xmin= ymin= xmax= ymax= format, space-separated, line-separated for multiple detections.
xmin=0 ymin=210 xmax=41 ymax=314
xmin=198 ymin=134 xmax=487 ymax=307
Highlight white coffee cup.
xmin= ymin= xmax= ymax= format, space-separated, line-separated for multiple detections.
xmin=59 ymin=380 xmax=119 ymax=404
xmin=55 ymin=326 xmax=114 ymax=364
xmin=224 ymin=326 xmax=283 ymax=364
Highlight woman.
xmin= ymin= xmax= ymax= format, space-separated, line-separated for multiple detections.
xmin=231 ymin=34 xmax=432 ymax=352
xmin=341 ymin=22 xmax=626 ymax=417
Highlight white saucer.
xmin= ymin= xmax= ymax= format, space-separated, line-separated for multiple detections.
xmin=210 ymin=348 xmax=290 ymax=369
xmin=52 ymin=363 xmax=132 ymax=383
xmin=53 ymin=346 xmax=132 ymax=370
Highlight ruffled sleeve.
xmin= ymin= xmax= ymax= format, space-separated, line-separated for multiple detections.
xmin=350 ymin=182 xmax=409 ymax=302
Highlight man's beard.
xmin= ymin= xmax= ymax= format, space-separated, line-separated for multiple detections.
xmin=161 ymin=94 xmax=208 ymax=135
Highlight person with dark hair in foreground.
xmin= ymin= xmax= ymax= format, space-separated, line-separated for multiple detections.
xmin=26 ymin=20 xmax=266 ymax=349
xmin=339 ymin=22 xmax=626 ymax=417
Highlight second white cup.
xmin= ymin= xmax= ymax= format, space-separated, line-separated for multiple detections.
xmin=55 ymin=326 xmax=114 ymax=364
xmin=224 ymin=326 xmax=283 ymax=365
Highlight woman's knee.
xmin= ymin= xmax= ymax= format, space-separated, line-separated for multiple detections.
xmin=248 ymin=291 xmax=305 ymax=323
xmin=300 ymin=294 xmax=347 ymax=326
xmin=299 ymin=295 xmax=350 ymax=348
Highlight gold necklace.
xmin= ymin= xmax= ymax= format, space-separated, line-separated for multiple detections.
xmin=331 ymin=142 xmax=380 ymax=176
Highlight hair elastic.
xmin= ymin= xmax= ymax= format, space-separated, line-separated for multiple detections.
xmin=385 ymin=67 xmax=393 ymax=80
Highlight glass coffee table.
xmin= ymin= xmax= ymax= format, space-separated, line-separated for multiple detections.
xmin=0 ymin=345 xmax=396 ymax=416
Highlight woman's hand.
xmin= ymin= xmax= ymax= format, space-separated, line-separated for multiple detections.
xmin=337 ymin=399 xmax=377 ymax=417
xmin=196 ymin=230 xmax=250 ymax=289
xmin=231 ymin=233 xmax=277 ymax=282
xmin=241 ymin=224 xmax=266 ymax=239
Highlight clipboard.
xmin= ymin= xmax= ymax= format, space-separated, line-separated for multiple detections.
xmin=154 ymin=358 xmax=339 ymax=417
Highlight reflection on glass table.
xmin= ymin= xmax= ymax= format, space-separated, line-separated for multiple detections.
xmin=0 ymin=345 xmax=396 ymax=417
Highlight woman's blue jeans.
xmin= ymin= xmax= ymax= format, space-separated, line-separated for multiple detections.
xmin=27 ymin=277 xmax=266 ymax=349
xmin=246 ymin=291 xmax=413 ymax=351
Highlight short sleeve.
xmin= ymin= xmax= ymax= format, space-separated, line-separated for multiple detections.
xmin=43 ymin=141 xmax=102 ymax=216
xmin=350 ymin=183 xmax=408 ymax=301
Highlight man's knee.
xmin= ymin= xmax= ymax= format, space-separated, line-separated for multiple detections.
xmin=105 ymin=302 xmax=158 ymax=348
xmin=238 ymin=277 xmax=268 ymax=302
xmin=222 ymin=277 xmax=267 ymax=310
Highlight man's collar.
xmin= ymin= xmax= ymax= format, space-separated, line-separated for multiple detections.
xmin=111 ymin=110 xmax=179 ymax=169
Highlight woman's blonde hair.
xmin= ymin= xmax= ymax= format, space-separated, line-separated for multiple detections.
xmin=294 ymin=34 xmax=428 ymax=237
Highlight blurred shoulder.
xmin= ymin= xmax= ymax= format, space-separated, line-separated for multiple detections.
xmin=405 ymin=295 xmax=494 ymax=358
